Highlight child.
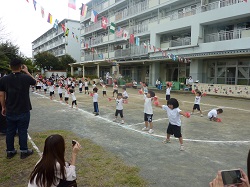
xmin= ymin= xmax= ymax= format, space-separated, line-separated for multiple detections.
xmin=71 ymin=80 xmax=75 ymax=89
xmin=207 ymin=108 xmax=223 ymax=121
xmin=142 ymin=90 xmax=155 ymax=134
xmin=42 ymin=82 xmax=47 ymax=94
xmin=112 ymin=82 xmax=118 ymax=97
xmin=93 ymin=87 xmax=99 ymax=116
xmin=69 ymin=89 xmax=78 ymax=109
xmin=84 ymin=79 xmax=89 ymax=94
xmin=191 ymin=91 xmax=203 ymax=117
xmin=113 ymin=93 xmax=124 ymax=124
xmin=165 ymin=82 xmax=172 ymax=101
xmin=48 ymin=82 xmax=55 ymax=100
xmin=92 ymin=81 xmax=96 ymax=91
xmin=122 ymin=87 xmax=129 ymax=99
xmin=102 ymin=83 xmax=107 ymax=97
xmin=141 ymin=82 xmax=148 ymax=95
xmin=78 ymin=80 xmax=83 ymax=93
xmin=58 ymin=84 xmax=63 ymax=101
xmin=156 ymin=98 xmax=190 ymax=151
xmin=64 ymin=86 xmax=69 ymax=104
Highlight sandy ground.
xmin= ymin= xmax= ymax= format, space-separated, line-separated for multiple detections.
xmin=29 ymin=86 xmax=250 ymax=187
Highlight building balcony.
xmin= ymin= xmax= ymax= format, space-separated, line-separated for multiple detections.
xmin=115 ymin=45 xmax=148 ymax=58
xmin=204 ymin=29 xmax=250 ymax=43
xmin=84 ymin=20 xmax=102 ymax=34
xmin=84 ymin=53 xmax=105 ymax=61
xmin=161 ymin=37 xmax=191 ymax=48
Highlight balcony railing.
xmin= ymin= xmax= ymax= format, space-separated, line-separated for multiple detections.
xmin=84 ymin=53 xmax=104 ymax=61
xmin=84 ymin=20 xmax=102 ymax=33
xmin=130 ymin=23 xmax=149 ymax=35
xmin=115 ymin=45 xmax=148 ymax=58
xmin=170 ymin=37 xmax=191 ymax=47
xmin=204 ymin=28 xmax=249 ymax=43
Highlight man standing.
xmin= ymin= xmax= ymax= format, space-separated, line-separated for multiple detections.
xmin=0 ymin=58 xmax=36 ymax=159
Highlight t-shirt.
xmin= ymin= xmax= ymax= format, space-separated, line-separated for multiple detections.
xmin=123 ymin=91 xmax=129 ymax=98
xmin=102 ymin=85 xmax=107 ymax=91
xmin=64 ymin=90 xmax=69 ymax=98
xmin=0 ymin=72 xmax=36 ymax=114
xmin=116 ymin=98 xmax=123 ymax=110
xmin=48 ymin=85 xmax=54 ymax=92
xmin=72 ymin=82 xmax=75 ymax=87
xmin=92 ymin=84 xmax=96 ymax=88
xmin=42 ymin=84 xmax=47 ymax=89
xmin=84 ymin=81 xmax=88 ymax=87
xmin=58 ymin=87 xmax=63 ymax=94
xmin=93 ymin=93 xmax=98 ymax=102
xmin=144 ymin=94 xmax=153 ymax=114
xmin=166 ymin=87 xmax=171 ymax=95
xmin=143 ymin=86 xmax=148 ymax=94
xmin=194 ymin=96 xmax=201 ymax=104
xmin=79 ymin=83 xmax=83 ymax=88
xmin=113 ymin=84 xmax=118 ymax=90
xmin=162 ymin=105 xmax=182 ymax=126
xmin=71 ymin=92 xmax=76 ymax=101
xmin=208 ymin=109 xmax=217 ymax=118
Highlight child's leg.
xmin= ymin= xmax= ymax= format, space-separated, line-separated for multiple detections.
xmin=178 ymin=137 xmax=183 ymax=145
xmin=149 ymin=122 xmax=153 ymax=129
xmin=166 ymin=133 xmax=171 ymax=140
xmin=144 ymin=121 xmax=148 ymax=128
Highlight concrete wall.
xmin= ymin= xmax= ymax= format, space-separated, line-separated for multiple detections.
xmin=192 ymin=83 xmax=250 ymax=99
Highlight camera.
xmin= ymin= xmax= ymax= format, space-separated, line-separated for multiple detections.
xmin=72 ymin=140 xmax=77 ymax=146
xmin=221 ymin=169 xmax=242 ymax=185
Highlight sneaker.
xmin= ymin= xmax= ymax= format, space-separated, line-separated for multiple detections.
xmin=162 ymin=139 xmax=171 ymax=144
xmin=148 ymin=129 xmax=154 ymax=134
xmin=6 ymin=150 xmax=17 ymax=159
xmin=95 ymin=113 xmax=99 ymax=116
xmin=191 ymin=112 xmax=194 ymax=115
xmin=113 ymin=119 xmax=117 ymax=122
xmin=142 ymin=127 xmax=149 ymax=131
xmin=93 ymin=112 xmax=96 ymax=114
xmin=200 ymin=114 xmax=203 ymax=117
xmin=180 ymin=145 xmax=184 ymax=151
xmin=20 ymin=149 xmax=33 ymax=159
xmin=121 ymin=120 xmax=124 ymax=124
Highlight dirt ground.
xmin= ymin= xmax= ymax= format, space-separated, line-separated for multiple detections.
xmin=29 ymin=86 xmax=250 ymax=187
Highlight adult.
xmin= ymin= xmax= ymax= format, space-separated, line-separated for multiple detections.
xmin=188 ymin=76 xmax=193 ymax=85
xmin=106 ymin=72 xmax=110 ymax=84
xmin=0 ymin=58 xmax=36 ymax=159
xmin=28 ymin=134 xmax=80 ymax=187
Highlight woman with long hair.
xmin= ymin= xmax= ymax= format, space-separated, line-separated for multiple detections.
xmin=28 ymin=134 xmax=80 ymax=187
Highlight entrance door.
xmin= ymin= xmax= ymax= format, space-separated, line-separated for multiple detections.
xmin=226 ymin=67 xmax=236 ymax=85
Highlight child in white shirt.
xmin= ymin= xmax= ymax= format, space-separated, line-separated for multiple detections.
xmin=191 ymin=91 xmax=203 ymax=117
xmin=92 ymin=81 xmax=96 ymax=91
xmin=112 ymin=82 xmax=118 ymax=97
xmin=42 ymin=82 xmax=47 ymax=94
xmin=64 ymin=87 xmax=69 ymax=104
xmin=48 ymin=82 xmax=55 ymax=100
xmin=207 ymin=108 xmax=223 ymax=121
xmin=122 ymin=87 xmax=129 ymax=99
xmin=78 ymin=80 xmax=83 ymax=93
xmin=58 ymin=84 xmax=63 ymax=101
xmin=69 ymin=89 xmax=77 ymax=109
xmin=93 ymin=87 xmax=99 ymax=116
xmin=102 ymin=83 xmax=107 ymax=97
xmin=142 ymin=90 xmax=155 ymax=134
xmin=113 ymin=93 xmax=124 ymax=124
xmin=165 ymin=82 xmax=172 ymax=101
xmin=84 ymin=79 xmax=89 ymax=94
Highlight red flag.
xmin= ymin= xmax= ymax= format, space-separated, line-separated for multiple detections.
xmin=158 ymin=48 xmax=162 ymax=52
xmin=244 ymin=0 xmax=247 ymax=2
xmin=61 ymin=24 xmax=66 ymax=32
xmin=129 ymin=34 xmax=135 ymax=44
xmin=153 ymin=46 xmax=156 ymax=52
xmin=101 ymin=17 xmax=108 ymax=30
xmin=85 ymin=43 xmax=88 ymax=49
xmin=26 ymin=0 xmax=29 ymax=2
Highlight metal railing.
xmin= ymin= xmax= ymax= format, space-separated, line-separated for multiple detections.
xmin=115 ymin=45 xmax=148 ymax=58
xmin=204 ymin=28 xmax=249 ymax=43
xmin=84 ymin=20 xmax=102 ymax=33
xmin=170 ymin=37 xmax=191 ymax=47
xmin=84 ymin=53 xmax=104 ymax=61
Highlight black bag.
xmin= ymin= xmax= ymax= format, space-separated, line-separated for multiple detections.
xmin=57 ymin=179 xmax=77 ymax=187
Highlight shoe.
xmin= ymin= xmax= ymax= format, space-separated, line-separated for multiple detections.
xmin=7 ymin=150 xmax=17 ymax=159
xmin=148 ymin=129 xmax=154 ymax=134
xmin=93 ymin=112 xmax=96 ymax=114
xmin=121 ymin=120 xmax=124 ymax=124
xmin=95 ymin=113 xmax=99 ymax=116
xmin=200 ymin=114 xmax=203 ymax=117
xmin=162 ymin=139 xmax=171 ymax=144
xmin=142 ymin=127 xmax=149 ymax=131
xmin=20 ymin=149 xmax=33 ymax=159
xmin=191 ymin=112 xmax=194 ymax=115
xmin=180 ymin=145 xmax=184 ymax=151
xmin=113 ymin=119 xmax=117 ymax=122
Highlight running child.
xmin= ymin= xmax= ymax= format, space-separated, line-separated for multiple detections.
xmin=122 ymin=87 xmax=129 ymax=99
xmin=36 ymin=80 xmax=42 ymax=92
xmin=141 ymin=82 xmax=148 ymax=95
xmin=42 ymin=82 xmax=47 ymax=94
xmin=191 ymin=90 xmax=203 ymax=117
xmin=69 ymin=89 xmax=78 ymax=109
xmin=113 ymin=93 xmax=124 ymax=124
xmin=165 ymin=82 xmax=172 ymax=102
xmin=71 ymin=80 xmax=75 ymax=89
xmin=58 ymin=84 xmax=63 ymax=101
xmin=92 ymin=81 xmax=96 ymax=91
xmin=156 ymin=98 xmax=190 ymax=151
xmin=102 ymin=83 xmax=107 ymax=97
xmin=142 ymin=90 xmax=155 ymax=134
xmin=64 ymin=86 xmax=69 ymax=104
xmin=48 ymin=82 xmax=55 ymax=100
xmin=78 ymin=80 xmax=83 ymax=93
xmin=112 ymin=82 xmax=118 ymax=97
xmin=207 ymin=108 xmax=223 ymax=121
xmin=93 ymin=87 xmax=99 ymax=116
xmin=84 ymin=79 xmax=89 ymax=94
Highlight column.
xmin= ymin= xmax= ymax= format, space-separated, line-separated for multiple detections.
xmin=191 ymin=23 xmax=204 ymax=45
xmin=96 ymin=64 xmax=100 ymax=78
xmin=151 ymin=62 xmax=160 ymax=86
xmin=70 ymin=66 xmax=74 ymax=76
xmin=82 ymin=65 xmax=85 ymax=78
xmin=190 ymin=59 xmax=203 ymax=82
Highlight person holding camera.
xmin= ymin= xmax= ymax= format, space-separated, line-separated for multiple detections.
xmin=28 ymin=134 xmax=81 ymax=187
xmin=0 ymin=58 xmax=36 ymax=159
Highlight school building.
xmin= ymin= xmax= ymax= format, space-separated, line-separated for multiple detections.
xmin=70 ymin=0 xmax=250 ymax=86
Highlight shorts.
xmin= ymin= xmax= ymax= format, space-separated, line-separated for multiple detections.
xmin=103 ymin=91 xmax=107 ymax=95
xmin=166 ymin=95 xmax=170 ymax=100
xmin=85 ymin=87 xmax=89 ymax=90
xmin=65 ymin=97 xmax=69 ymax=101
xmin=72 ymin=100 xmax=77 ymax=105
xmin=36 ymin=86 xmax=41 ymax=90
xmin=59 ymin=93 xmax=62 ymax=98
xmin=72 ymin=86 xmax=75 ymax=89
xmin=193 ymin=104 xmax=200 ymax=111
xmin=44 ymin=89 xmax=47 ymax=92
xmin=79 ymin=88 xmax=82 ymax=92
xmin=167 ymin=123 xmax=182 ymax=138
xmin=50 ymin=92 xmax=53 ymax=96
xmin=123 ymin=96 xmax=128 ymax=99
xmin=52 ymin=91 xmax=54 ymax=95
xmin=115 ymin=109 xmax=123 ymax=118
xmin=144 ymin=113 xmax=153 ymax=122
xmin=113 ymin=90 xmax=118 ymax=94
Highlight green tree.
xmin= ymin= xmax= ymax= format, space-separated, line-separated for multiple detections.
xmin=34 ymin=52 xmax=61 ymax=70
xmin=59 ymin=54 xmax=76 ymax=71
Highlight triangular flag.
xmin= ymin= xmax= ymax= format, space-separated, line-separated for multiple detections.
xmin=65 ymin=28 xmax=69 ymax=37
xmin=81 ymin=4 xmax=88 ymax=18
xmin=53 ymin=19 xmax=59 ymax=29
xmin=41 ymin=7 xmax=44 ymax=18
xmin=47 ymin=13 xmax=52 ymax=24
xmin=135 ymin=37 xmax=140 ymax=46
xmin=123 ymin=30 xmax=129 ymax=40
xmin=91 ymin=10 xmax=98 ymax=23
xmin=153 ymin=46 xmax=156 ymax=52
xmin=143 ymin=42 xmax=147 ymax=49
xmin=101 ymin=17 xmax=108 ymax=30
xmin=110 ymin=22 xmax=116 ymax=33
xmin=158 ymin=48 xmax=162 ymax=52
xmin=68 ymin=0 xmax=76 ymax=10
xmin=33 ymin=0 xmax=37 ymax=11
xmin=244 ymin=0 xmax=247 ymax=2
xmin=26 ymin=0 xmax=29 ymax=3
xmin=61 ymin=24 xmax=66 ymax=32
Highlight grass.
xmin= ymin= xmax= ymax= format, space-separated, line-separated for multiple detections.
xmin=0 ymin=130 xmax=147 ymax=187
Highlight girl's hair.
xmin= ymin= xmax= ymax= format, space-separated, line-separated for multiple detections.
xmin=167 ymin=98 xmax=179 ymax=108
xmin=117 ymin=93 xmax=122 ymax=97
xmin=29 ymin=134 xmax=66 ymax=187
xmin=148 ymin=91 xmax=155 ymax=97
xmin=247 ymin=149 xmax=250 ymax=181
xmin=196 ymin=91 xmax=202 ymax=96
xmin=93 ymin=87 xmax=98 ymax=92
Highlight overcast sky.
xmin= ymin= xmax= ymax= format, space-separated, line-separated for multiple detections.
xmin=0 ymin=0 xmax=90 ymax=57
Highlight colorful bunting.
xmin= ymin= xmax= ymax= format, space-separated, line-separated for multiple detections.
xmin=81 ymin=4 xmax=88 ymax=18
xmin=53 ymin=19 xmax=59 ymax=29
xmin=91 ymin=10 xmax=98 ymax=23
xmin=33 ymin=0 xmax=37 ymax=10
xmin=116 ymin=27 xmax=123 ymax=37
xmin=129 ymin=34 xmax=135 ymax=44
xmin=72 ymin=32 xmax=75 ymax=38
xmin=47 ymin=13 xmax=52 ymax=24
xmin=135 ymin=37 xmax=140 ymax=46
xmin=143 ymin=42 xmax=147 ymax=49
xmin=61 ymin=24 xmax=66 ymax=32
xmin=76 ymin=36 xmax=78 ymax=42
xmin=110 ymin=22 xmax=116 ymax=33
xmin=123 ymin=30 xmax=129 ymax=40
xmin=41 ymin=7 xmax=44 ymax=18
xmin=68 ymin=0 xmax=76 ymax=10
xmin=101 ymin=17 xmax=108 ymax=30
xmin=65 ymin=28 xmax=69 ymax=37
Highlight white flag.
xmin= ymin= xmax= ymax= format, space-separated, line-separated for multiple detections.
xmin=123 ymin=30 xmax=129 ymax=40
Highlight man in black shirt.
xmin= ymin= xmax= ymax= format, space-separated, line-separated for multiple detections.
xmin=0 ymin=58 xmax=36 ymax=159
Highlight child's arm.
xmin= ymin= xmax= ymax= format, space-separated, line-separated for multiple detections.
xmin=179 ymin=111 xmax=190 ymax=118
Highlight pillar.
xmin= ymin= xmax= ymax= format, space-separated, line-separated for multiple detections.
xmin=191 ymin=23 xmax=204 ymax=45
xmin=151 ymin=62 xmax=160 ymax=86
xmin=190 ymin=59 xmax=203 ymax=82
xmin=96 ymin=64 xmax=100 ymax=78
xmin=82 ymin=65 xmax=85 ymax=78
xmin=150 ymin=33 xmax=161 ymax=53
xmin=70 ymin=66 xmax=74 ymax=76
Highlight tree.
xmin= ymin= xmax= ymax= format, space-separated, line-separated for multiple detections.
xmin=23 ymin=57 xmax=38 ymax=73
xmin=34 ymin=52 xmax=61 ymax=70
xmin=59 ymin=54 xmax=76 ymax=71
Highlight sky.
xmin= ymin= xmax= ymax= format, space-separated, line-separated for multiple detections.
xmin=0 ymin=0 xmax=90 ymax=57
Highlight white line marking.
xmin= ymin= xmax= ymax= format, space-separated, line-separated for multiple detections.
xmin=28 ymin=133 xmax=42 ymax=157
xmin=32 ymin=92 xmax=250 ymax=144
xmin=128 ymin=118 xmax=168 ymax=127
